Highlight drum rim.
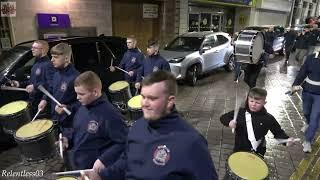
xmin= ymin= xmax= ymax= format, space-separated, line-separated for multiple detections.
xmin=14 ymin=120 xmax=54 ymax=140
xmin=108 ymin=81 xmax=129 ymax=92
xmin=0 ymin=101 xmax=29 ymax=117
xmin=227 ymin=151 xmax=269 ymax=179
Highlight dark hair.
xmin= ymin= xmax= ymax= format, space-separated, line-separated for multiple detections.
xmin=248 ymin=87 xmax=267 ymax=100
xmin=147 ymin=39 xmax=158 ymax=47
xmin=74 ymin=71 xmax=102 ymax=91
xmin=141 ymin=70 xmax=177 ymax=96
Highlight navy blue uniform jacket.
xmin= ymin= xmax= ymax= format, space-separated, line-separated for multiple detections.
xmin=20 ymin=56 xmax=55 ymax=102
xmin=100 ymin=110 xmax=218 ymax=180
xmin=119 ymin=48 xmax=144 ymax=82
xmin=68 ymin=94 xmax=128 ymax=170
xmin=293 ymin=53 xmax=320 ymax=94
xmin=48 ymin=64 xmax=80 ymax=129
xmin=136 ymin=54 xmax=170 ymax=82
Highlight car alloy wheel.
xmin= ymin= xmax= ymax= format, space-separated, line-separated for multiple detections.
xmin=188 ymin=65 xmax=198 ymax=86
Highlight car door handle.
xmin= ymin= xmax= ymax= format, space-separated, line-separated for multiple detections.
xmin=214 ymin=50 xmax=220 ymax=53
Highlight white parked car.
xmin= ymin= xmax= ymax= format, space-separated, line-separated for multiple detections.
xmin=160 ymin=31 xmax=234 ymax=86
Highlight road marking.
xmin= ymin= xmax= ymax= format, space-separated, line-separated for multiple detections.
xmin=290 ymin=135 xmax=320 ymax=180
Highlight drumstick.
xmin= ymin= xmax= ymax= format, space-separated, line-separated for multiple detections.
xmin=38 ymin=85 xmax=71 ymax=115
xmin=232 ymin=81 xmax=239 ymax=133
xmin=31 ymin=109 xmax=41 ymax=122
xmin=276 ymin=138 xmax=301 ymax=145
xmin=115 ymin=66 xmax=130 ymax=75
xmin=0 ymin=85 xmax=28 ymax=92
xmin=53 ymin=169 xmax=93 ymax=175
xmin=80 ymin=170 xmax=90 ymax=180
xmin=59 ymin=133 xmax=63 ymax=159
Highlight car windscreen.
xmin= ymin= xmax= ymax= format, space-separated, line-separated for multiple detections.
xmin=164 ymin=37 xmax=204 ymax=51
xmin=0 ymin=46 xmax=30 ymax=72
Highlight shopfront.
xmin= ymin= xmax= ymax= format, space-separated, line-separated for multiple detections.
xmin=188 ymin=0 xmax=253 ymax=34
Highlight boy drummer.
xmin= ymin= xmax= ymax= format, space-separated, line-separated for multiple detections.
xmin=220 ymin=87 xmax=295 ymax=157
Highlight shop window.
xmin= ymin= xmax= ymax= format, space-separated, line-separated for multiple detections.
xmin=189 ymin=14 xmax=199 ymax=32
xmin=200 ymin=13 xmax=211 ymax=31
xmin=0 ymin=17 xmax=12 ymax=52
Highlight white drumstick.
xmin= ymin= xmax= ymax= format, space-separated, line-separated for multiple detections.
xmin=232 ymin=81 xmax=239 ymax=133
xmin=37 ymin=85 xmax=71 ymax=115
xmin=59 ymin=133 xmax=63 ymax=159
xmin=276 ymin=138 xmax=301 ymax=145
xmin=1 ymin=85 xmax=28 ymax=92
xmin=31 ymin=109 xmax=41 ymax=122
xmin=115 ymin=66 xmax=130 ymax=75
xmin=53 ymin=169 xmax=93 ymax=175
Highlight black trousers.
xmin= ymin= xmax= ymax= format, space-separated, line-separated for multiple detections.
xmin=243 ymin=63 xmax=263 ymax=88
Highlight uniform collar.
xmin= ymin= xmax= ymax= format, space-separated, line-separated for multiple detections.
xmin=147 ymin=107 xmax=181 ymax=134
xmin=36 ymin=55 xmax=49 ymax=62
xmin=86 ymin=93 xmax=108 ymax=108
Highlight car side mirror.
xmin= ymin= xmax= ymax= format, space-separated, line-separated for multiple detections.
xmin=200 ymin=46 xmax=211 ymax=54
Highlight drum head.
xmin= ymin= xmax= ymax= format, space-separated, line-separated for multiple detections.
xmin=128 ymin=95 xmax=142 ymax=109
xmin=252 ymin=32 xmax=264 ymax=63
xmin=228 ymin=152 xmax=268 ymax=179
xmin=0 ymin=100 xmax=28 ymax=116
xmin=15 ymin=119 xmax=53 ymax=140
xmin=109 ymin=81 xmax=129 ymax=92
xmin=56 ymin=176 xmax=78 ymax=180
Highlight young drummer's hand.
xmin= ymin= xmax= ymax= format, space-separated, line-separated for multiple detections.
xmin=79 ymin=170 xmax=101 ymax=180
xmin=26 ymin=84 xmax=34 ymax=93
xmin=93 ymin=159 xmax=106 ymax=173
xmin=135 ymin=82 xmax=141 ymax=89
xmin=128 ymin=71 xmax=134 ymax=77
xmin=109 ymin=65 xmax=115 ymax=72
xmin=55 ymin=136 xmax=69 ymax=150
xmin=38 ymin=100 xmax=47 ymax=112
xmin=55 ymin=104 xmax=66 ymax=115
xmin=286 ymin=137 xmax=295 ymax=146
xmin=291 ymin=85 xmax=302 ymax=93
xmin=229 ymin=120 xmax=237 ymax=129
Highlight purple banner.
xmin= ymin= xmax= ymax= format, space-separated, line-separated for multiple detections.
xmin=37 ymin=13 xmax=71 ymax=28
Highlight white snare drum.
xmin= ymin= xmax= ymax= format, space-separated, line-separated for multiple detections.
xmin=127 ymin=95 xmax=143 ymax=121
xmin=234 ymin=30 xmax=264 ymax=64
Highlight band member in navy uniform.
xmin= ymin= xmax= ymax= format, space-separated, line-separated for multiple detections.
xmin=135 ymin=39 xmax=171 ymax=90
xmin=220 ymin=87 xmax=295 ymax=157
xmin=11 ymin=40 xmax=55 ymax=115
xmin=292 ymin=52 xmax=320 ymax=153
xmin=38 ymin=43 xmax=80 ymax=137
xmin=60 ymin=71 xmax=128 ymax=172
xmin=81 ymin=70 xmax=218 ymax=180
xmin=110 ymin=35 xmax=144 ymax=95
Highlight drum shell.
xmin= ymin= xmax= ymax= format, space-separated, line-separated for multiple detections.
xmin=14 ymin=125 xmax=56 ymax=161
xmin=108 ymin=82 xmax=132 ymax=105
xmin=128 ymin=108 xmax=143 ymax=121
xmin=234 ymin=30 xmax=264 ymax=64
xmin=0 ymin=103 xmax=31 ymax=134
xmin=56 ymin=175 xmax=78 ymax=180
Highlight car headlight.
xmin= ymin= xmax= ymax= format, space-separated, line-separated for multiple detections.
xmin=169 ymin=57 xmax=185 ymax=63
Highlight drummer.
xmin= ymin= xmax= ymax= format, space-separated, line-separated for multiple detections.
xmin=60 ymin=71 xmax=128 ymax=171
xmin=38 ymin=43 xmax=80 ymax=137
xmin=109 ymin=35 xmax=144 ymax=95
xmin=135 ymin=39 xmax=171 ymax=90
xmin=81 ymin=70 xmax=218 ymax=180
xmin=220 ymin=87 xmax=295 ymax=157
xmin=11 ymin=40 xmax=55 ymax=116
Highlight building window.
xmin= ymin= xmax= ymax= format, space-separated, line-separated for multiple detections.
xmin=0 ymin=17 xmax=12 ymax=51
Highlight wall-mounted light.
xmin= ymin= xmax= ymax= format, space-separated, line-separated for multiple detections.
xmin=48 ymin=0 xmax=65 ymax=6
xmin=217 ymin=10 xmax=224 ymax=14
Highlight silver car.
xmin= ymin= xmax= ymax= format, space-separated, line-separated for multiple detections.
xmin=160 ymin=31 xmax=234 ymax=86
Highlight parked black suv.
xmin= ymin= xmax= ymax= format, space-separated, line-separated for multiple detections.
xmin=244 ymin=25 xmax=285 ymax=55
xmin=0 ymin=35 xmax=127 ymax=151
